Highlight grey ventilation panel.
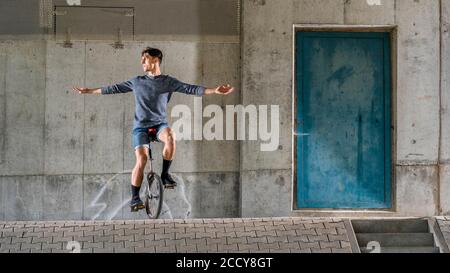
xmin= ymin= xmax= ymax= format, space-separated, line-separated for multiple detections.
xmin=0 ymin=0 xmax=239 ymax=37
xmin=0 ymin=0 xmax=43 ymax=35
xmin=54 ymin=6 xmax=134 ymax=40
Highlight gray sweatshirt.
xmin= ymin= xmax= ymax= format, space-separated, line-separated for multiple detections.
xmin=101 ymin=75 xmax=205 ymax=129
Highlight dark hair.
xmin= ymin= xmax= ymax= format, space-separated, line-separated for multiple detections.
xmin=141 ymin=47 xmax=163 ymax=64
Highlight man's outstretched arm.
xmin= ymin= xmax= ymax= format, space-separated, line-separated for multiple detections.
xmin=72 ymin=87 xmax=102 ymax=94
xmin=204 ymin=84 xmax=234 ymax=95
xmin=170 ymin=77 xmax=234 ymax=96
xmin=73 ymin=79 xmax=134 ymax=95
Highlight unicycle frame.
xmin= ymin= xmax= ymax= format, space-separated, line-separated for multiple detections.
xmin=144 ymin=129 xmax=164 ymax=219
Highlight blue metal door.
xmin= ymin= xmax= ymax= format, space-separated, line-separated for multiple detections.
xmin=296 ymin=32 xmax=391 ymax=209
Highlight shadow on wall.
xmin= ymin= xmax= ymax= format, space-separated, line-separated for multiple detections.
xmin=0 ymin=0 xmax=239 ymax=38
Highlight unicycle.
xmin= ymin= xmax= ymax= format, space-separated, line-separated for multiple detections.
xmin=144 ymin=128 xmax=164 ymax=219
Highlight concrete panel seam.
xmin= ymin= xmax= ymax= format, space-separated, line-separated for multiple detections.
xmin=241 ymin=169 xmax=291 ymax=173
xmin=395 ymin=163 xmax=439 ymax=167
xmin=343 ymin=0 xmax=347 ymax=25
xmin=82 ymin=41 xmax=86 ymax=220
xmin=42 ymin=40 xmax=48 ymax=178
xmin=0 ymin=175 xmax=45 ymax=179
xmin=438 ymin=0 xmax=443 ymax=215
xmin=1 ymin=49 xmax=6 ymax=166
xmin=394 ymin=0 xmax=397 ymax=24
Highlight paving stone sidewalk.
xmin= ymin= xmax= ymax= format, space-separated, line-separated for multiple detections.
xmin=0 ymin=217 xmax=353 ymax=253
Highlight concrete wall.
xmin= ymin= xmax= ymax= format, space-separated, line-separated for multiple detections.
xmin=241 ymin=0 xmax=447 ymax=217
xmin=0 ymin=0 xmax=241 ymax=221
xmin=1 ymin=0 xmax=450 ymax=220
xmin=0 ymin=39 xmax=240 ymax=221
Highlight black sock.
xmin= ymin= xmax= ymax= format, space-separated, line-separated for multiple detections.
xmin=162 ymin=159 xmax=172 ymax=177
xmin=131 ymin=185 xmax=141 ymax=200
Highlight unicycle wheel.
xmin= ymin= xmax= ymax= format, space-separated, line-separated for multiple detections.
xmin=145 ymin=173 xmax=163 ymax=219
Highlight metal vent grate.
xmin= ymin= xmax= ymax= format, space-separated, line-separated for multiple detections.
xmin=39 ymin=0 xmax=53 ymax=30
xmin=236 ymin=0 xmax=241 ymax=35
xmin=54 ymin=6 xmax=134 ymax=41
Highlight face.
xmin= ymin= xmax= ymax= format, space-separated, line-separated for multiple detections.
xmin=141 ymin=53 xmax=159 ymax=72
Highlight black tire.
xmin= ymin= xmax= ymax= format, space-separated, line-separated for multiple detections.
xmin=145 ymin=173 xmax=163 ymax=219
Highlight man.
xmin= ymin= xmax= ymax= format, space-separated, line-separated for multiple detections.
xmin=73 ymin=47 xmax=234 ymax=212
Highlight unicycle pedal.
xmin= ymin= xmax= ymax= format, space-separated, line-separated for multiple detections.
xmin=164 ymin=184 xmax=176 ymax=190
xmin=131 ymin=205 xmax=145 ymax=212
xmin=130 ymin=203 xmax=145 ymax=212
xmin=161 ymin=174 xmax=177 ymax=190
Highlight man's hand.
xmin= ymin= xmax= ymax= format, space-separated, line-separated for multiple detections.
xmin=205 ymin=84 xmax=235 ymax=95
xmin=72 ymin=87 xmax=101 ymax=94
xmin=215 ymin=84 xmax=234 ymax=95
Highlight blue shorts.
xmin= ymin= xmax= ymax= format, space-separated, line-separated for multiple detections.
xmin=132 ymin=123 xmax=170 ymax=150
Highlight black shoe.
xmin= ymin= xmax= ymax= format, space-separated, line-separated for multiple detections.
xmin=130 ymin=197 xmax=145 ymax=212
xmin=161 ymin=173 xmax=177 ymax=189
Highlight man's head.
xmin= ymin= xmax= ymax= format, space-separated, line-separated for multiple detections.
xmin=141 ymin=47 xmax=163 ymax=73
